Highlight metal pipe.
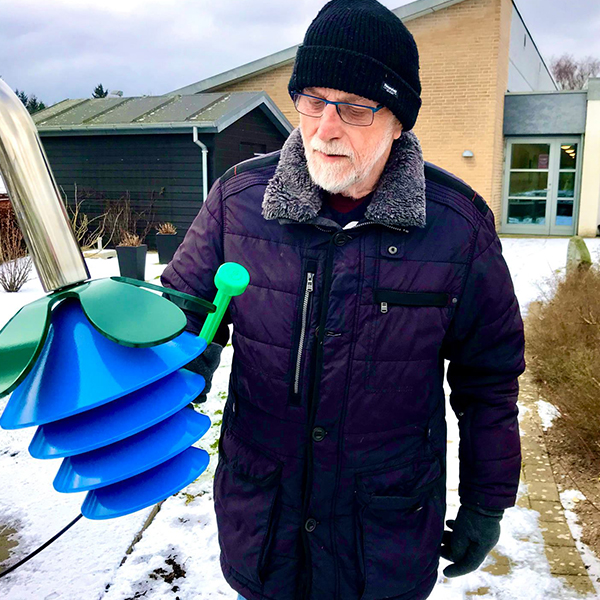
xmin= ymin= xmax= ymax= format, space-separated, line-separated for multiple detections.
xmin=0 ymin=79 xmax=89 ymax=292
xmin=192 ymin=126 xmax=209 ymax=202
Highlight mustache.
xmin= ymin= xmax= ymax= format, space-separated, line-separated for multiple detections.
xmin=310 ymin=138 xmax=354 ymax=159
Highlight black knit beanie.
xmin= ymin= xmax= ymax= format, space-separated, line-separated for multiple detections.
xmin=289 ymin=0 xmax=422 ymax=131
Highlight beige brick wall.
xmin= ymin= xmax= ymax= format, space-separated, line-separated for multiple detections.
xmin=407 ymin=0 xmax=512 ymax=221
xmin=212 ymin=62 xmax=297 ymax=125
xmin=212 ymin=0 xmax=513 ymax=225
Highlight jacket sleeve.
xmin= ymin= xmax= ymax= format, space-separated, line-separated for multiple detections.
xmin=161 ymin=178 xmax=231 ymax=346
xmin=441 ymin=209 xmax=525 ymax=511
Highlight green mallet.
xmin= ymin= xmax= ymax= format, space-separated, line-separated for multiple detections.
xmin=200 ymin=262 xmax=250 ymax=344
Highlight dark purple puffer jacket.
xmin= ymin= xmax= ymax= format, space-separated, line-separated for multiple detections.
xmin=161 ymin=128 xmax=525 ymax=600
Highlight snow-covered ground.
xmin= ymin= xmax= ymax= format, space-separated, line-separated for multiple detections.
xmin=1 ymin=237 xmax=600 ymax=600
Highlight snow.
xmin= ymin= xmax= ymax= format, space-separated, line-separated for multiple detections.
xmin=1 ymin=237 xmax=600 ymax=599
xmin=537 ymin=399 xmax=562 ymax=431
xmin=560 ymin=490 xmax=600 ymax=597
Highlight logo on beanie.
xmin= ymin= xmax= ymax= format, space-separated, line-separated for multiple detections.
xmin=382 ymin=82 xmax=398 ymax=97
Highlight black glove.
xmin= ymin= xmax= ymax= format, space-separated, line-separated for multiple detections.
xmin=440 ymin=503 xmax=503 ymax=578
xmin=183 ymin=342 xmax=223 ymax=403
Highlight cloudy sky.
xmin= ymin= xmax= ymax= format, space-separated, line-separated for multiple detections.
xmin=1 ymin=0 xmax=599 ymax=107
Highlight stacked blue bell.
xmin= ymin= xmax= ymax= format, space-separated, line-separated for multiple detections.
xmin=0 ymin=294 xmax=213 ymax=520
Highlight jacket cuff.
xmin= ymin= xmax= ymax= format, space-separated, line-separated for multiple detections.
xmin=462 ymin=502 xmax=504 ymax=519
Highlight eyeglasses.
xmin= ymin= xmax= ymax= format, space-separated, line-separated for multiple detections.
xmin=292 ymin=92 xmax=384 ymax=127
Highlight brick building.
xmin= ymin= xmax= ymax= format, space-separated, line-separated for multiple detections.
xmin=171 ymin=0 xmax=600 ymax=238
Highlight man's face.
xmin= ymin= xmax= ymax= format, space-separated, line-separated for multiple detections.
xmin=299 ymin=87 xmax=403 ymax=197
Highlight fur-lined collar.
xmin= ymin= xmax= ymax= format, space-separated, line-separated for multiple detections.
xmin=262 ymin=127 xmax=426 ymax=228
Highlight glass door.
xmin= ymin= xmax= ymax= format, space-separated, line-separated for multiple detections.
xmin=550 ymin=141 xmax=579 ymax=235
xmin=502 ymin=137 xmax=581 ymax=235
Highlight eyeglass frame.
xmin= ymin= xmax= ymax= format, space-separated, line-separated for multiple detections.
xmin=291 ymin=92 xmax=385 ymax=127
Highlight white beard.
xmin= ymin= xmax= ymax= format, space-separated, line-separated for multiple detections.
xmin=301 ymin=125 xmax=396 ymax=195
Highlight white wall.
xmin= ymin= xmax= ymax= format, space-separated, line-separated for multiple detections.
xmin=579 ymin=79 xmax=600 ymax=237
xmin=508 ymin=4 xmax=556 ymax=92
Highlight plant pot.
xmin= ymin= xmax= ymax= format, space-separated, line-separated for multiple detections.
xmin=116 ymin=244 xmax=147 ymax=281
xmin=156 ymin=233 xmax=180 ymax=265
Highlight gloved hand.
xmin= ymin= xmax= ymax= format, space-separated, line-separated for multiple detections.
xmin=440 ymin=503 xmax=503 ymax=577
xmin=183 ymin=342 xmax=223 ymax=403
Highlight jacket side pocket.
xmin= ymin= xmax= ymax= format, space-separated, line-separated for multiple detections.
xmin=214 ymin=427 xmax=283 ymax=585
xmin=355 ymin=454 xmax=445 ymax=600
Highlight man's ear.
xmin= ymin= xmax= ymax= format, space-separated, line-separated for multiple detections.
xmin=393 ymin=119 xmax=403 ymax=141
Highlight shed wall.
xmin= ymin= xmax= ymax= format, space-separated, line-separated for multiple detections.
xmin=40 ymin=108 xmax=286 ymax=244
xmin=41 ymin=133 xmax=208 ymax=246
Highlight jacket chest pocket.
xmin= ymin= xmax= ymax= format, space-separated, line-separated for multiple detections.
xmin=364 ymin=289 xmax=453 ymax=394
xmin=374 ymin=289 xmax=450 ymax=314
xmin=355 ymin=454 xmax=445 ymax=599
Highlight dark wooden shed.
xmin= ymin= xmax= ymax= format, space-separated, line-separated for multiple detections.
xmin=33 ymin=93 xmax=292 ymax=246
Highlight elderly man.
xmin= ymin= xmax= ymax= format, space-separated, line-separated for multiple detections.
xmin=161 ymin=1 xmax=525 ymax=599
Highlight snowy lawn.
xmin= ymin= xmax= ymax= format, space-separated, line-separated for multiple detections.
xmin=1 ymin=238 xmax=600 ymax=599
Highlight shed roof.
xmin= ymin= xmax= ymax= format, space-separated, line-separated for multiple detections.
xmin=169 ymin=0 xmax=469 ymax=95
xmin=33 ymin=92 xmax=293 ymax=137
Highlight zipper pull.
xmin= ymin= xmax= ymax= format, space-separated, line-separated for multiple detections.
xmin=380 ymin=302 xmax=388 ymax=314
xmin=307 ymin=272 xmax=314 ymax=292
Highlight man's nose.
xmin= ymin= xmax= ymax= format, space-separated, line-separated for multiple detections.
xmin=315 ymin=103 xmax=344 ymax=140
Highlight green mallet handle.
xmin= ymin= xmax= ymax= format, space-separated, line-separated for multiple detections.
xmin=200 ymin=263 xmax=250 ymax=344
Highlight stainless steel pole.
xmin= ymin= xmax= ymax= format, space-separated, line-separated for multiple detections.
xmin=0 ymin=79 xmax=89 ymax=292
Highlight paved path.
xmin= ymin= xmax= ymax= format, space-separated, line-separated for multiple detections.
xmin=495 ymin=369 xmax=596 ymax=596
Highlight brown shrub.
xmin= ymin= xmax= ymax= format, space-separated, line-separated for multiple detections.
xmin=526 ymin=262 xmax=600 ymax=461
xmin=0 ymin=206 xmax=32 ymax=292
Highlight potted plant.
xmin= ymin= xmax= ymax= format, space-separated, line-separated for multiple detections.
xmin=155 ymin=222 xmax=179 ymax=264
xmin=116 ymin=231 xmax=147 ymax=281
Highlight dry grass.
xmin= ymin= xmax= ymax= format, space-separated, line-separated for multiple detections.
xmin=0 ymin=207 xmax=32 ymax=292
xmin=118 ymin=232 xmax=142 ymax=247
xmin=156 ymin=222 xmax=177 ymax=235
xmin=526 ymin=261 xmax=600 ymax=464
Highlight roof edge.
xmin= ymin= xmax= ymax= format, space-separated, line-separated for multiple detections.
xmin=505 ymin=90 xmax=587 ymax=96
xmin=213 ymin=92 xmax=293 ymax=136
xmin=391 ymin=0 xmax=467 ymax=22
xmin=34 ymin=92 xmax=293 ymax=137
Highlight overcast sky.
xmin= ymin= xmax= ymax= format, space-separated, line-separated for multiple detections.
xmin=1 ymin=0 xmax=599 ymax=107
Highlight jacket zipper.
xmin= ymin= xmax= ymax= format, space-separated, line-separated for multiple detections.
xmin=301 ymin=220 xmax=409 ymax=599
xmin=294 ymin=272 xmax=315 ymax=395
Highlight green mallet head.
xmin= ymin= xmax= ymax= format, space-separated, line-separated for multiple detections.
xmin=214 ymin=262 xmax=250 ymax=297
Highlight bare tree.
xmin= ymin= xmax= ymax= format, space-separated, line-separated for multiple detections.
xmin=551 ymin=54 xmax=600 ymax=90
xmin=60 ymin=183 xmax=109 ymax=250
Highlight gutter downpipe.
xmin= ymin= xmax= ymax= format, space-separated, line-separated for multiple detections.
xmin=192 ymin=126 xmax=209 ymax=202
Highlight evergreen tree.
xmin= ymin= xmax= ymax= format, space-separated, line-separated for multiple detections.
xmin=13 ymin=89 xmax=46 ymax=114
xmin=26 ymin=95 xmax=46 ymax=114
xmin=15 ymin=89 xmax=28 ymax=106
xmin=92 ymin=84 xmax=108 ymax=98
